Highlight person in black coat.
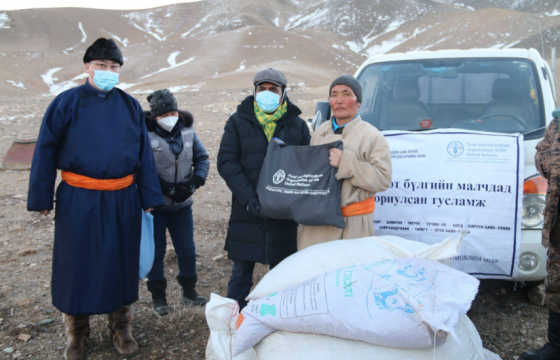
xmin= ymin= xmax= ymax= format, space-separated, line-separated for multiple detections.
xmin=217 ymin=68 xmax=311 ymax=309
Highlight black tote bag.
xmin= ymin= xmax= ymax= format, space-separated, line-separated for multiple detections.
xmin=257 ymin=139 xmax=345 ymax=229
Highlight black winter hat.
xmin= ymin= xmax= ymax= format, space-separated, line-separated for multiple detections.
xmin=147 ymin=89 xmax=178 ymax=118
xmin=329 ymin=75 xmax=362 ymax=103
xmin=83 ymin=38 xmax=124 ymax=66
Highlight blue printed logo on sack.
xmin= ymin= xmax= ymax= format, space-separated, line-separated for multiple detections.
xmin=447 ymin=141 xmax=464 ymax=157
xmin=273 ymin=170 xmax=286 ymax=184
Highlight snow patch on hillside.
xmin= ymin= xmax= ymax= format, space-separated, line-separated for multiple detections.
xmin=454 ymin=3 xmax=475 ymax=11
xmin=79 ymin=22 xmax=87 ymax=43
xmin=131 ymin=88 xmax=155 ymax=94
xmin=41 ymin=70 xmax=88 ymax=96
xmin=6 ymin=80 xmax=25 ymax=90
xmin=181 ymin=14 xmax=211 ymax=37
xmin=168 ymin=85 xmax=191 ymax=92
xmin=109 ymin=34 xmax=130 ymax=47
xmin=285 ymin=7 xmax=330 ymax=30
xmin=0 ymin=12 xmax=10 ymax=29
xmin=140 ymin=52 xmax=196 ymax=79
xmin=365 ymin=27 xmax=427 ymax=57
xmin=545 ymin=10 xmax=560 ymax=17
xmin=235 ymin=60 xmax=246 ymax=72
xmin=116 ymin=83 xmax=138 ymax=90
xmin=125 ymin=11 xmax=171 ymax=41
xmin=41 ymin=68 xmax=63 ymax=89
xmin=360 ymin=18 xmax=406 ymax=51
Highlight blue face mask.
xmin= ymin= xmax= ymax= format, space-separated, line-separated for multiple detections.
xmin=256 ymin=91 xmax=281 ymax=113
xmin=92 ymin=70 xmax=119 ymax=91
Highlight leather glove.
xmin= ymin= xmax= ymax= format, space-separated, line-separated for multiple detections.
xmin=246 ymin=197 xmax=267 ymax=221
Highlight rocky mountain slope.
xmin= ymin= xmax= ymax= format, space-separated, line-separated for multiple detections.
xmin=0 ymin=0 xmax=559 ymax=97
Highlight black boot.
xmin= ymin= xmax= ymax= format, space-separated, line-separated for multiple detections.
xmin=147 ymin=280 xmax=169 ymax=316
xmin=520 ymin=310 xmax=560 ymax=360
xmin=177 ymin=275 xmax=207 ymax=306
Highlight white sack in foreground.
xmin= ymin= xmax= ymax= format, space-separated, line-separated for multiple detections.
xmin=235 ymin=257 xmax=479 ymax=355
xmin=206 ymin=294 xmax=501 ymax=360
xmin=248 ymin=231 xmax=465 ymax=301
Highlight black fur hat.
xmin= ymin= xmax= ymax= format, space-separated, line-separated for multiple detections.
xmin=147 ymin=89 xmax=178 ymax=118
xmin=83 ymin=38 xmax=123 ymax=66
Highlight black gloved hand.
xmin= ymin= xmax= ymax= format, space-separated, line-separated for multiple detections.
xmin=188 ymin=175 xmax=205 ymax=189
xmin=174 ymin=175 xmax=205 ymax=203
xmin=175 ymin=184 xmax=196 ymax=203
xmin=158 ymin=177 xmax=175 ymax=198
xmin=246 ymin=197 xmax=267 ymax=221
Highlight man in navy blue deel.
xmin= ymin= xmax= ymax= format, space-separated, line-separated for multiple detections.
xmin=27 ymin=38 xmax=163 ymax=360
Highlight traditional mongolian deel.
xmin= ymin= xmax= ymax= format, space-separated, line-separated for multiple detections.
xmin=27 ymin=81 xmax=163 ymax=316
xmin=373 ymin=130 xmax=524 ymax=279
xmin=298 ymin=115 xmax=392 ymax=250
xmin=257 ymin=139 xmax=345 ymax=228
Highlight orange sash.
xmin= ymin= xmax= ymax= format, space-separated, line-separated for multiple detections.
xmin=61 ymin=171 xmax=134 ymax=191
xmin=341 ymin=197 xmax=376 ymax=217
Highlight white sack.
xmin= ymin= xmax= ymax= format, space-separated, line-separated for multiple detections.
xmin=248 ymin=232 xmax=465 ymax=301
xmin=236 ymin=257 xmax=479 ymax=355
xmin=205 ymin=293 xmax=501 ymax=360
xmin=254 ymin=318 xmax=501 ymax=360
xmin=205 ymin=294 xmax=257 ymax=360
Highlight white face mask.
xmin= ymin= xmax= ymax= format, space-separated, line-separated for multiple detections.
xmin=157 ymin=116 xmax=179 ymax=132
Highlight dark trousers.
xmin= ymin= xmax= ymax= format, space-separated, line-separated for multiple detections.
xmin=147 ymin=206 xmax=196 ymax=282
xmin=227 ymin=259 xmax=277 ymax=310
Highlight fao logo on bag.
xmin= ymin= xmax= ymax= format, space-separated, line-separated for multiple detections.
xmin=273 ymin=170 xmax=286 ymax=184
xmin=447 ymin=141 xmax=464 ymax=157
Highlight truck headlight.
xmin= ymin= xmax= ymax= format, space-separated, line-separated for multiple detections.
xmin=522 ymin=176 xmax=547 ymax=228
xmin=519 ymin=252 xmax=538 ymax=271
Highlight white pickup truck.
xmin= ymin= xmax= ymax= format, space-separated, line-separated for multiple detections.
xmin=313 ymin=48 xmax=556 ymax=281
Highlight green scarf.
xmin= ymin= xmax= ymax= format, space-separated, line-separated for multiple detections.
xmin=254 ymin=101 xmax=288 ymax=141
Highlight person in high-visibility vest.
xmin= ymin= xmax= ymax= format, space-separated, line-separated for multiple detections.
xmin=27 ymin=38 xmax=163 ymax=360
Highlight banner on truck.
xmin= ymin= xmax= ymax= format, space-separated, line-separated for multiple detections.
xmin=374 ymin=130 xmax=524 ymax=279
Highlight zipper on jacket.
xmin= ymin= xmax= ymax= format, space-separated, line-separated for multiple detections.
xmin=171 ymin=156 xmax=179 ymax=205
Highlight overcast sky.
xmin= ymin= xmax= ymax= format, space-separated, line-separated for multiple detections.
xmin=0 ymin=0 xmax=202 ymax=11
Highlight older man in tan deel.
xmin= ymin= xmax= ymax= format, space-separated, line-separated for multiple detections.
xmin=298 ymin=75 xmax=392 ymax=250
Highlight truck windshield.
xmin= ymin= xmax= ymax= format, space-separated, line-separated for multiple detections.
xmin=357 ymin=58 xmax=546 ymax=139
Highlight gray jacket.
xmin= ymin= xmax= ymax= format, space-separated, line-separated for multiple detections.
xmin=145 ymin=110 xmax=209 ymax=210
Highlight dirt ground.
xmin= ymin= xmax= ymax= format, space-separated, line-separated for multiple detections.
xmin=0 ymin=88 xmax=550 ymax=360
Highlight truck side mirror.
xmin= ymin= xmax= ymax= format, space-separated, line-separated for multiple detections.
xmin=312 ymin=101 xmax=331 ymax=132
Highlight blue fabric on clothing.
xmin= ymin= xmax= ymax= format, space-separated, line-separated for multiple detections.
xmin=27 ymin=79 xmax=163 ymax=316
xmin=227 ymin=259 xmax=256 ymax=310
xmin=192 ymin=132 xmax=210 ymax=181
xmin=147 ymin=206 xmax=196 ymax=282
xmin=226 ymin=259 xmax=279 ymax=310
xmin=332 ymin=114 xmax=359 ymax=132
xmin=85 ymin=79 xmax=109 ymax=98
